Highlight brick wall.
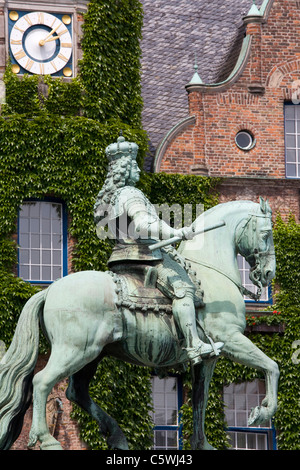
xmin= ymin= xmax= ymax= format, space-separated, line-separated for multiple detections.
xmin=219 ymin=178 xmax=300 ymax=221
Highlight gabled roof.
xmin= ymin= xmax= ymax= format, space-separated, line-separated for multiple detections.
xmin=140 ymin=0 xmax=264 ymax=168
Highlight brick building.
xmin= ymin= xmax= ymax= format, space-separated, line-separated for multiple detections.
xmin=1 ymin=0 xmax=300 ymax=451
xmin=141 ymin=0 xmax=300 ymax=221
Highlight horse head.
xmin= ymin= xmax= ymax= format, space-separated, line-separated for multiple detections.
xmin=235 ymin=197 xmax=276 ymax=297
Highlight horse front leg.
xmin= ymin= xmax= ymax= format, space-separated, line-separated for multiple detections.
xmin=66 ymin=357 xmax=129 ymax=450
xmin=224 ymin=331 xmax=279 ymax=426
xmin=191 ymin=358 xmax=217 ymax=450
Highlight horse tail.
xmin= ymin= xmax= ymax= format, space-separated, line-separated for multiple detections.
xmin=0 ymin=289 xmax=46 ymax=450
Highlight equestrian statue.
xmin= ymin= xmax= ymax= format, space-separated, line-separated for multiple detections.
xmin=0 ymin=134 xmax=279 ymax=450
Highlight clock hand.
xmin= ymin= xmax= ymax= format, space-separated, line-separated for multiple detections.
xmin=42 ymin=36 xmax=60 ymax=43
xmin=39 ymin=24 xmax=61 ymax=46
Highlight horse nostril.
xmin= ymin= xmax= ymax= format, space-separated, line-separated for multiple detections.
xmin=265 ymin=270 xmax=273 ymax=281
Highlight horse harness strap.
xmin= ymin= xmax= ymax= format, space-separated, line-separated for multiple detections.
xmin=233 ymin=211 xmax=274 ymax=300
xmin=184 ymin=257 xmax=261 ymax=301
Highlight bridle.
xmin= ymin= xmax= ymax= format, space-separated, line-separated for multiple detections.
xmin=235 ymin=212 xmax=275 ymax=300
xmin=185 ymin=211 xmax=275 ymax=302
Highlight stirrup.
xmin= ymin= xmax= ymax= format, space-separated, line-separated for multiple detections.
xmin=206 ymin=338 xmax=224 ymax=357
xmin=184 ymin=343 xmax=214 ymax=363
xmin=184 ymin=340 xmax=224 ymax=365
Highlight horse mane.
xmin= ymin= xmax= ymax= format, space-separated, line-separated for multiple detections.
xmin=196 ymin=200 xmax=256 ymax=222
xmin=196 ymin=199 xmax=271 ymax=224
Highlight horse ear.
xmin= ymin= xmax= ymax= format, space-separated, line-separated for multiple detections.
xmin=259 ymin=196 xmax=266 ymax=213
xmin=259 ymin=197 xmax=272 ymax=215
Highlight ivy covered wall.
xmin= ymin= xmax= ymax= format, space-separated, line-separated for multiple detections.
xmin=0 ymin=0 xmax=222 ymax=450
xmin=79 ymin=0 xmax=144 ymax=125
xmin=0 ymin=0 xmax=151 ymax=450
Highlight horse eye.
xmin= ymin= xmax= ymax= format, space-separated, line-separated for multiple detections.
xmin=262 ymin=231 xmax=270 ymax=240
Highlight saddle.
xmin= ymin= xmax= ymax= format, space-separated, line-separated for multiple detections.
xmin=108 ymin=263 xmax=206 ymax=378
xmin=109 ymin=264 xmax=173 ymax=314
xmin=109 ymin=263 xmax=204 ymax=314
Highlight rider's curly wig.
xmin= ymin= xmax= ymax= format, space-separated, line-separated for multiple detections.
xmin=94 ymin=155 xmax=134 ymax=223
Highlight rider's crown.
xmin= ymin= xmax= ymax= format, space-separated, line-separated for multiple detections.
xmin=105 ymin=133 xmax=139 ymax=162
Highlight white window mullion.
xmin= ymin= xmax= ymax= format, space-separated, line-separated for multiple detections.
xmin=150 ymin=376 xmax=180 ymax=450
xmin=19 ymin=201 xmax=64 ymax=283
xmin=285 ymin=104 xmax=300 ymax=178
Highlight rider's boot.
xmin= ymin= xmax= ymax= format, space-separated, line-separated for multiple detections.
xmin=172 ymin=290 xmax=223 ymax=365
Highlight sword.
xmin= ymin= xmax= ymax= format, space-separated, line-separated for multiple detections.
xmin=149 ymin=220 xmax=226 ymax=251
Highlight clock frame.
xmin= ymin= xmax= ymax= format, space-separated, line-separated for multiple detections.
xmin=8 ymin=10 xmax=73 ymax=77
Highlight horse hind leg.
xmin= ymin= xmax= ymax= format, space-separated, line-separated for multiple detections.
xmin=28 ymin=345 xmax=105 ymax=450
xmin=28 ymin=354 xmax=65 ymax=450
xmin=66 ymin=357 xmax=129 ymax=450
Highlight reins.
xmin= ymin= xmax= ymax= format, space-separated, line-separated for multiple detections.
xmin=184 ymin=256 xmax=261 ymax=301
xmin=185 ymin=210 xmax=275 ymax=302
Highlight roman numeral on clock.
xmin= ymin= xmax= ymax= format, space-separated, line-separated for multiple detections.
xmin=14 ymin=49 xmax=26 ymax=60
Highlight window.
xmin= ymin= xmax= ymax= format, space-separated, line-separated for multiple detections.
xmin=235 ymin=130 xmax=255 ymax=151
xmin=150 ymin=376 xmax=182 ymax=450
xmin=224 ymin=380 xmax=276 ymax=450
xmin=238 ymin=254 xmax=270 ymax=302
xmin=18 ymin=200 xmax=67 ymax=283
xmin=284 ymin=104 xmax=300 ymax=178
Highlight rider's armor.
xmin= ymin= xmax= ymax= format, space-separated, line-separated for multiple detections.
xmin=96 ymin=185 xmax=202 ymax=304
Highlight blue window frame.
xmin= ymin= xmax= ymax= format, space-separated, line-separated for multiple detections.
xmin=284 ymin=103 xmax=300 ymax=179
xmin=224 ymin=380 xmax=277 ymax=450
xmin=150 ymin=375 xmax=183 ymax=450
xmin=18 ymin=199 xmax=68 ymax=284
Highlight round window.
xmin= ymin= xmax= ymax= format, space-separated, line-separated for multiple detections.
xmin=235 ymin=130 xmax=255 ymax=151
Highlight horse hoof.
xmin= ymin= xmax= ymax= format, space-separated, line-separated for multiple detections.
xmin=27 ymin=433 xmax=38 ymax=448
xmin=248 ymin=406 xmax=269 ymax=426
xmin=40 ymin=440 xmax=63 ymax=450
xmin=107 ymin=435 xmax=129 ymax=450
xmin=248 ymin=406 xmax=260 ymax=426
xmin=191 ymin=437 xmax=216 ymax=450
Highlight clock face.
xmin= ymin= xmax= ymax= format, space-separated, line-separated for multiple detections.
xmin=9 ymin=11 xmax=73 ymax=76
